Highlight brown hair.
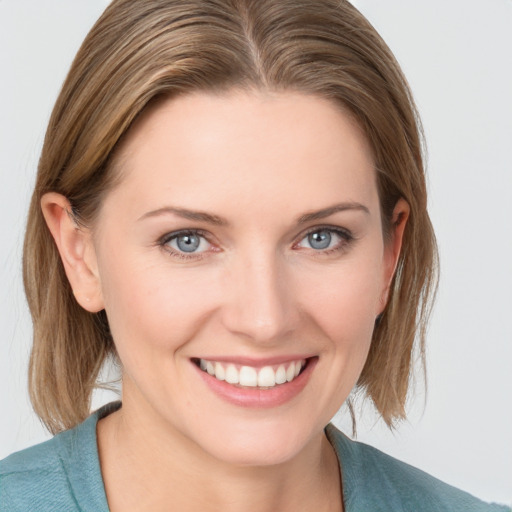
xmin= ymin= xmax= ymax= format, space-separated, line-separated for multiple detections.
xmin=23 ymin=0 xmax=437 ymax=434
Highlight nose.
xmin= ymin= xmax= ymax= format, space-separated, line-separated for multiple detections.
xmin=220 ymin=249 xmax=299 ymax=344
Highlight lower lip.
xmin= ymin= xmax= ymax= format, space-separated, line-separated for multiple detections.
xmin=193 ymin=358 xmax=318 ymax=408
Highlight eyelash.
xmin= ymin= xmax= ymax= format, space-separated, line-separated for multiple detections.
xmin=158 ymin=226 xmax=354 ymax=261
xmin=295 ymin=226 xmax=354 ymax=256
xmin=158 ymin=229 xmax=212 ymax=261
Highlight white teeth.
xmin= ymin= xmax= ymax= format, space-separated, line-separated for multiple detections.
xmin=214 ymin=362 xmax=225 ymax=381
xmin=258 ymin=366 xmax=276 ymax=387
xmin=225 ymin=364 xmax=239 ymax=384
xmin=286 ymin=364 xmax=295 ymax=382
xmin=239 ymin=366 xmax=258 ymax=387
xmin=198 ymin=358 xmax=307 ymax=388
xmin=275 ymin=365 xmax=287 ymax=385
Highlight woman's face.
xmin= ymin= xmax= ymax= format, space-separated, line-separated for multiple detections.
xmin=88 ymin=90 xmax=404 ymax=465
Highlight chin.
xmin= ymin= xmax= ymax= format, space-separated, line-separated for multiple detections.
xmin=184 ymin=415 xmax=322 ymax=468
xmin=204 ymin=437 xmax=307 ymax=468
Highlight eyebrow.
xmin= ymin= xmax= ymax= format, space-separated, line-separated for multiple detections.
xmin=296 ymin=202 xmax=370 ymax=223
xmin=138 ymin=207 xmax=228 ymax=226
xmin=138 ymin=201 xmax=370 ymax=226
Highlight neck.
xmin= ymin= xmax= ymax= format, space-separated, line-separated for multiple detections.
xmin=97 ymin=397 xmax=343 ymax=512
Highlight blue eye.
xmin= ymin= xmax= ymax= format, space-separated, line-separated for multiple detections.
xmin=297 ymin=228 xmax=351 ymax=252
xmin=308 ymin=230 xmax=333 ymax=250
xmin=162 ymin=230 xmax=210 ymax=255
xmin=176 ymin=233 xmax=200 ymax=252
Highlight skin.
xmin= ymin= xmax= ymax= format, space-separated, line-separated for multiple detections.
xmin=42 ymin=90 xmax=408 ymax=512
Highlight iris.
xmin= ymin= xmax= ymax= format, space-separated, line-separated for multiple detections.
xmin=176 ymin=233 xmax=201 ymax=252
xmin=308 ymin=230 xmax=332 ymax=250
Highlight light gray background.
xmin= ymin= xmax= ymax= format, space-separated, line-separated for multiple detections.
xmin=1 ymin=0 xmax=511 ymax=505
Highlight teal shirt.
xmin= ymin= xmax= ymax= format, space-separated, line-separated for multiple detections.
xmin=1 ymin=402 xmax=509 ymax=511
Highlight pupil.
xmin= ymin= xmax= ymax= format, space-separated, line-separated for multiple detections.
xmin=309 ymin=231 xmax=331 ymax=250
xmin=177 ymin=234 xmax=200 ymax=252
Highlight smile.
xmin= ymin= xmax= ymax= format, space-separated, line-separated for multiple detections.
xmin=192 ymin=356 xmax=317 ymax=408
xmin=195 ymin=358 xmax=307 ymax=388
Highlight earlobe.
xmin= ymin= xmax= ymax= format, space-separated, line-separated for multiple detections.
xmin=41 ymin=192 xmax=104 ymax=313
xmin=379 ymin=198 xmax=410 ymax=312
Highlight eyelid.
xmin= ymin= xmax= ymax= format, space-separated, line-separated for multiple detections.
xmin=293 ymin=224 xmax=355 ymax=253
xmin=158 ymin=228 xmax=218 ymax=260
xmin=159 ymin=228 xmax=211 ymax=245
xmin=295 ymin=224 xmax=354 ymax=242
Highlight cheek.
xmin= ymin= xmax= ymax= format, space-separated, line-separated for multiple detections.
xmin=315 ymin=278 xmax=378 ymax=377
xmin=97 ymin=249 xmax=218 ymax=361
xmin=288 ymin=256 xmax=384 ymax=417
xmin=299 ymin=256 xmax=384 ymax=341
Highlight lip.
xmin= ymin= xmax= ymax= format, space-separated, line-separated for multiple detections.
xmin=192 ymin=356 xmax=318 ymax=408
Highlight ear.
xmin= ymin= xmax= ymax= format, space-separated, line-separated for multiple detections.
xmin=379 ymin=198 xmax=410 ymax=313
xmin=41 ymin=192 xmax=104 ymax=313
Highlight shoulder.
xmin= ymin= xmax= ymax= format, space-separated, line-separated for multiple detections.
xmin=0 ymin=434 xmax=75 ymax=511
xmin=325 ymin=424 xmax=510 ymax=512
xmin=0 ymin=402 xmax=119 ymax=512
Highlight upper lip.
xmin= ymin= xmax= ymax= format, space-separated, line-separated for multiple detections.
xmin=192 ymin=355 xmax=316 ymax=368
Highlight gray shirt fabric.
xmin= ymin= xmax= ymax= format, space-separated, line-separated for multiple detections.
xmin=1 ymin=402 xmax=509 ymax=511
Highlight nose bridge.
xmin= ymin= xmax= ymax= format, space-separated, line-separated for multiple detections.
xmin=222 ymin=246 xmax=297 ymax=343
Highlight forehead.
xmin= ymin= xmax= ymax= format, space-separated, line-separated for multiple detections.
xmin=106 ymin=90 xmax=378 ymax=222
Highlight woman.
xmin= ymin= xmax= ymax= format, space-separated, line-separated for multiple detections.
xmin=0 ymin=0 xmax=509 ymax=510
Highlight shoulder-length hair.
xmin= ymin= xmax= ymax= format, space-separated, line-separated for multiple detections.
xmin=24 ymin=0 xmax=438 ymax=434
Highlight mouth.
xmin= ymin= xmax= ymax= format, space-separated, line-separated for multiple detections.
xmin=191 ymin=356 xmax=317 ymax=408
xmin=192 ymin=357 xmax=309 ymax=389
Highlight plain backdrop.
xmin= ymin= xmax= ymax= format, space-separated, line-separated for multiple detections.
xmin=1 ymin=0 xmax=511 ymax=505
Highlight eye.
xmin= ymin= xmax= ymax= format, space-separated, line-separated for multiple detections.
xmin=161 ymin=230 xmax=211 ymax=256
xmin=295 ymin=227 xmax=352 ymax=253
